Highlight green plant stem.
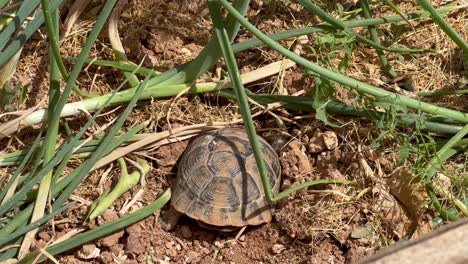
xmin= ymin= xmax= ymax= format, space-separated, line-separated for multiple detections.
xmin=417 ymin=89 xmax=468 ymax=97
xmin=417 ymin=0 xmax=468 ymax=54
xmin=218 ymin=0 xmax=468 ymax=124
xmin=360 ymin=0 xmax=397 ymax=78
xmin=209 ymin=1 xmax=354 ymax=202
xmin=423 ymin=123 xmax=468 ymax=182
xmin=427 ymin=186 xmax=459 ymax=221
xmin=422 ymin=123 xmax=468 ymax=221
xmin=295 ymin=0 xmax=427 ymax=53
xmin=232 ymin=5 xmax=455 ymax=54
xmin=51 ymin=75 xmax=149 ymax=210
xmin=17 ymin=189 xmax=171 ymax=264
xmin=88 ymin=158 xmax=149 ymax=221
xmin=40 ymin=0 xmax=96 ymax=98
xmin=76 ymin=58 xmax=159 ymax=76
xmin=217 ymin=91 xmax=466 ymax=135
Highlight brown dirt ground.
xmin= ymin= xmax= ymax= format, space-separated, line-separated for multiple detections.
xmin=2 ymin=0 xmax=468 ymax=263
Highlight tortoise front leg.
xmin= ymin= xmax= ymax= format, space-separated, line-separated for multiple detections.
xmin=160 ymin=207 xmax=183 ymax=231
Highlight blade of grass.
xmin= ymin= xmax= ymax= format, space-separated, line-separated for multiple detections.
xmin=0 ymin=71 xmax=126 ymax=216
xmin=1 ymin=58 xmax=294 ymax=137
xmin=423 ymin=123 xmax=468 ymax=182
xmin=0 ymin=125 xmax=146 ymax=168
xmin=0 ymin=129 xmax=43 ymax=203
xmin=417 ymin=89 xmax=468 ymax=97
xmin=208 ymin=0 xmax=273 ymax=200
xmin=50 ymin=118 xmax=147 ymax=202
xmin=0 ymin=0 xmax=41 ymax=50
xmin=218 ymin=0 xmax=468 ymax=124
xmin=51 ymin=73 xmax=150 ymax=210
xmin=0 ymin=204 xmax=73 ymax=247
xmin=17 ymin=189 xmax=171 ymax=264
xmin=0 ymin=0 xmax=63 ymax=67
xmin=18 ymin=6 xmax=61 ymax=257
xmin=421 ymin=123 xmax=468 ymax=220
xmin=74 ymin=58 xmax=160 ymax=76
xmin=0 ymin=0 xmax=119 ymax=217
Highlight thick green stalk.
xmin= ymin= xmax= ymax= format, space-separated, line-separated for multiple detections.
xmin=218 ymin=91 xmax=465 ymax=135
xmin=209 ymin=1 xmax=353 ymax=202
xmin=218 ymin=0 xmax=468 ymax=124
xmin=360 ymin=0 xmax=397 ymax=78
xmin=208 ymin=0 xmax=274 ymax=201
xmin=295 ymin=0 xmax=427 ymax=53
xmin=417 ymin=0 xmax=468 ymax=54
xmin=418 ymin=89 xmax=468 ymax=97
xmin=423 ymin=123 xmax=468 ymax=182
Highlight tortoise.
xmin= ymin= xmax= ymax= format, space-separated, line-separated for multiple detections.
xmin=161 ymin=127 xmax=282 ymax=231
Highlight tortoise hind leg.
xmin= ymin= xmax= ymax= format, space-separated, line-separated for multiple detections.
xmin=160 ymin=207 xmax=182 ymax=231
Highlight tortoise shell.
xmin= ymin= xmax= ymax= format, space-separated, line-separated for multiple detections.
xmin=171 ymin=127 xmax=281 ymax=229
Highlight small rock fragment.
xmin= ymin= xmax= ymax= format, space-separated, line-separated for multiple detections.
xmin=271 ymin=244 xmax=286 ymax=254
xmin=434 ymin=173 xmax=451 ymax=192
xmin=351 ymin=226 xmax=374 ymax=239
xmin=77 ymin=244 xmax=100 ymax=260
xmin=157 ymin=259 xmax=170 ymax=264
xmin=38 ymin=231 xmax=51 ymax=241
xmin=201 ymin=247 xmax=211 ymax=255
xmin=100 ymin=251 xmax=113 ymax=263
xmin=187 ymin=251 xmax=199 ymax=262
xmin=323 ymin=131 xmax=338 ymax=150
xmin=308 ymin=130 xmax=326 ymax=153
xmin=165 ymin=241 xmax=173 ymax=249
xmin=100 ymin=231 xmax=124 ymax=247
xmin=166 ymin=247 xmax=177 ymax=257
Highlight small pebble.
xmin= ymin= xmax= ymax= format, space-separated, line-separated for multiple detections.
xmin=238 ymin=235 xmax=246 ymax=242
xmin=165 ymin=241 xmax=172 ymax=249
xmin=201 ymin=247 xmax=211 ymax=255
xmin=180 ymin=225 xmax=193 ymax=238
xmin=271 ymin=244 xmax=286 ymax=254
xmin=187 ymin=251 xmax=199 ymax=261
xmin=166 ymin=248 xmax=177 ymax=257
xmin=38 ymin=231 xmax=51 ymax=241
xmin=175 ymin=244 xmax=182 ymax=251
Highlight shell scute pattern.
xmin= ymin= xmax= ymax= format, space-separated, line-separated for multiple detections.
xmin=172 ymin=128 xmax=281 ymax=228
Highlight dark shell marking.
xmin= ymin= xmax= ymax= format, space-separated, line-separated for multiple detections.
xmin=171 ymin=128 xmax=281 ymax=228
